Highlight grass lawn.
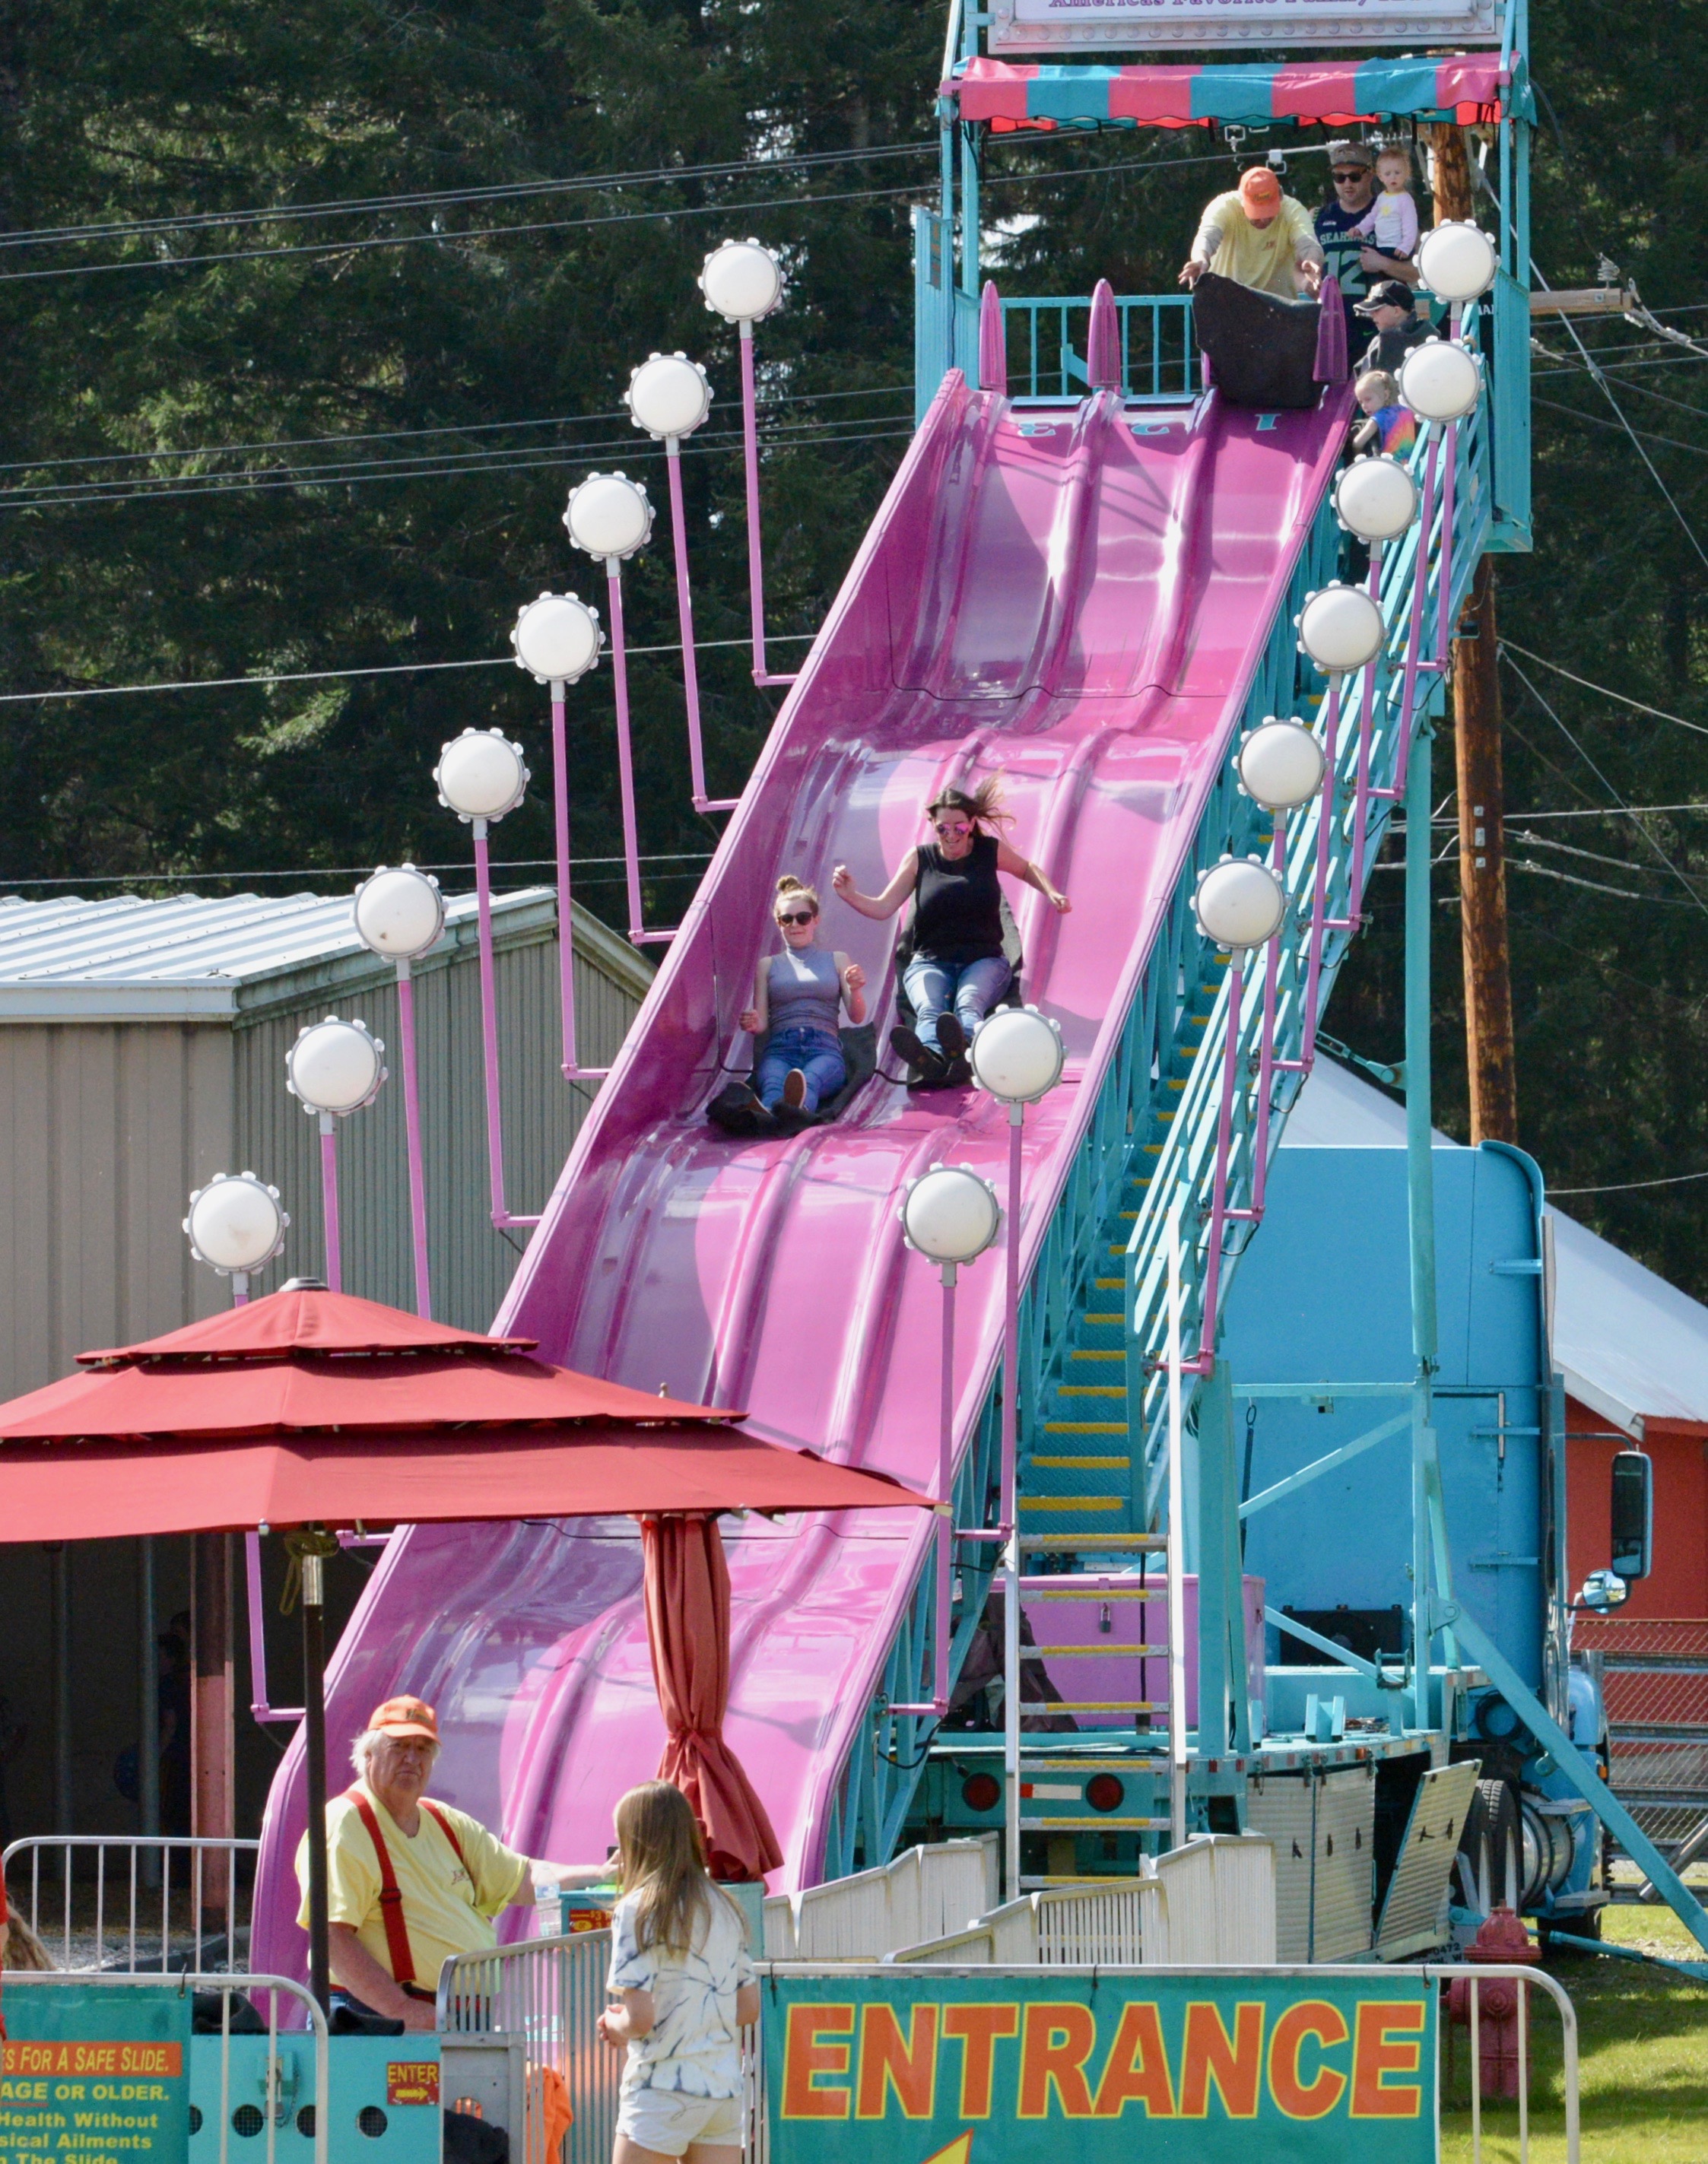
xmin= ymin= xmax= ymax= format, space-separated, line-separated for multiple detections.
xmin=1439 ymin=1902 xmax=1708 ymax=2162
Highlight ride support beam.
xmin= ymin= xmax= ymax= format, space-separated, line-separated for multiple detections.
xmin=1431 ymin=121 xmax=1519 ymax=1146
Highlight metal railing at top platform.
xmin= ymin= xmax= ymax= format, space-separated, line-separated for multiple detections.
xmin=3 ymin=1835 xmax=259 ymax=1974
xmin=824 ymin=299 xmax=1494 ymax=1883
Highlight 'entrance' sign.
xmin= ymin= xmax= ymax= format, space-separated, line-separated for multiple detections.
xmin=766 ymin=1972 xmax=1436 ymax=2164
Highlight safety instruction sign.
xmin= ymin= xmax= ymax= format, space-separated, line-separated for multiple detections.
xmin=766 ymin=1972 xmax=1435 ymax=2164
xmin=1 ymin=1986 xmax=190 ymax=2164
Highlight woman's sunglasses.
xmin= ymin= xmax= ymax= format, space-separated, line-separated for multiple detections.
xmin=776 ymin=910 xmax=817 ymax=926
xmin=933 ymin=819 xmax=972 ymax=836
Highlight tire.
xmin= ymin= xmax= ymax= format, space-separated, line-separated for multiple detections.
xmin=1477 ymin=1777 xmax=1523 ymax=1915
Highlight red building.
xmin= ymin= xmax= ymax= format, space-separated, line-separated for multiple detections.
xmin=1550 ymin=1207 xmax=1708 ymax=1618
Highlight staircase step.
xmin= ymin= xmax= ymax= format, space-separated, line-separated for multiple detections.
xmin=1030 ymin=1455 xmax=1130 ymax=1471
xmin=1018 ymin=1496 xmax=1123 ymax=1513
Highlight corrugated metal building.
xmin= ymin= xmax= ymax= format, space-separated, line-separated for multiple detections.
xmin=0 ymin=887 xmax=650 ymax=1848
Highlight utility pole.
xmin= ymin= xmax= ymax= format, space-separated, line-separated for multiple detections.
xmin=1430 ymin=123 xmax=1519 ymax=1144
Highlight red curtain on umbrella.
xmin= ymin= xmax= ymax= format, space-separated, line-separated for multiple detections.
xmin=641 ymin=1513 xmax=783 ymax=1883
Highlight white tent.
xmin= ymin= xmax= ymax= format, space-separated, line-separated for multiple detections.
xmin=1285 ymin=1058 xmax=1708 ymax=1441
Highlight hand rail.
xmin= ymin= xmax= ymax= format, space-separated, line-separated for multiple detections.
xmin=828 ymin=300 xmax=1495 ymax=1883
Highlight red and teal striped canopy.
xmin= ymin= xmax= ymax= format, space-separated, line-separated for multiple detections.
xmin=944 ymin=53 xmax=1520 ymax=129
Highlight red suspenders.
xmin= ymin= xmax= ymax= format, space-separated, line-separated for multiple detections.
xmin=344 ymin=1787 xmax=473 ymax=1988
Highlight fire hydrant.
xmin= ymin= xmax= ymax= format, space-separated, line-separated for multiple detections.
xmin=1448 ymin=1907 xmax=1541 ymax=2099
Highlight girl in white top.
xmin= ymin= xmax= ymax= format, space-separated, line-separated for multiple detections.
xmin=1354 ymin=143 xmax=1421 ymax=262
xmin=598 ymin=1782 xmax=758 ymax=2164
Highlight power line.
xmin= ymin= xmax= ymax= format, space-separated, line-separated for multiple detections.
xmin=0 ymin=850 xmax=716 ymax=890
xmin=1500 ymin=650 xmax=1708 ymax=920
xmin=1535 ymin=392 xmax=1708 ymax=465
xmin=1532 ymin=265 xmax=1708 ymax=576
xmin=0 ymin=630 xmax=815 ymax=705
xmin=0 ymin=140 xmax=941 ymax=253
xmin=0 ymin=141 xmax=1233 ymax=288
xmin=1506 ymin=857 xmax=1701 ymax=906
xmin=0 ymin=412 xmax=918 ymax=512
xmin=0 ymin=382 xmax=908 ymax=481
xmin=1551 ymin=1169 xmax=1708 ymax=1196
xmin=1498 ymin=641 xmax=1708 ymax=741
xmin=1427 ymin=804 xmax=1708 ymax=822
xmin=1509 ymin=830 xmax=1683 ymax=876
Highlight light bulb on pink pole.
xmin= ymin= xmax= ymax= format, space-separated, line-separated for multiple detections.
xmin=564 ymin=472 xmax=672 ymax=947
xmin=891 ymin=1163 xmax=1003 ymax=1719
xmin=435 ymin=725 xmax=543 ymax=1227
xmin=512 ymin=591 xmax=608 ymax=1081
xmin=354 ymin=865 xmax=445 ymax=1321
xmin=698 ymin=240 xmax=795 ymax=690
xmin=285 ymin=1014 xmax=386 ymax=1295
xmin=624 ymin=351 xmax=739 ymax=814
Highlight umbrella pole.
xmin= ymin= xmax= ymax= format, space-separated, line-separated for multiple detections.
xmin=300 ymin=1545 xmax=331 ymax=2013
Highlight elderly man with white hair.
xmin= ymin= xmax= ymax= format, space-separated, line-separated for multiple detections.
xmin=295 ymin=1695 xmax=602 ymax=2032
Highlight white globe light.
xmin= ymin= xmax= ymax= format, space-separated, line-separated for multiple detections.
xmin=286 ymin=1017 xmax=386 ymax=1117
xmin=436 ymin=729 xmax=529 ymax=824
xmin=970 ymin=1007 xmax=1065 ymax=1105
xmin=184 ymin=1172 xmax=288 ymax=1276
xmin=1237 ymin=719 xmax=1326 ymax=812
xmin=699 ymin=240 xmax=783 ymax=324
xmin=626 ymin=353 xmax=713 ymax=439
xmin=564 ymin=471 xmax=653 ymax=560
xmin=1195 ymin=858 xmax=1287 ymax=949
xmin=1333 ymin=455 xmax=1420 ymax=542
xmin=353 ymin=865 xmax=444 ymax=962
xmin=1299 ymin=583 xmax=1384 ymax=673
xmin=900 ymin=1164 xmax=1003 ymax=1266
xmin=512 ymin=592 xmax=602 ymax=685
xmin=1398 ymin=340 xmax=1484 ymax=424
xmin=1418 ymin=221 xmax=1497 ymax=304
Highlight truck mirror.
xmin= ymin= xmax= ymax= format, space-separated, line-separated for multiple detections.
xmin=1610 ymin=1450 xmax=1652 ymax=1582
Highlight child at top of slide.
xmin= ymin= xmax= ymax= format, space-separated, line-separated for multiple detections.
xmin=1351 ymin=369 xmax=1417 ymax=459
xmin=1353 ymin=142 xmax=1421 ymax=265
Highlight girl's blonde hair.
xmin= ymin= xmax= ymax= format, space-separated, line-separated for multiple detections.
xmin=1374 ymin=141 xmax=1414 ymax=179
xmin=1356 ymin=369 xmax=1399 ymax=405
xmin=774 ymin=874 xmax=821 ymax=918
xmin=926 ymin=773 xmax=1014 ymax=833
xmin=614 ymin=1782 xmax=716 ymax=1956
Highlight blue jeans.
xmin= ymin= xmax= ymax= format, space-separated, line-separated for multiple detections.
xmin=902 ymin=954 xmax=1012 ymax=1055
xmin=755 ymin=1026 xmax=846 ymax=1112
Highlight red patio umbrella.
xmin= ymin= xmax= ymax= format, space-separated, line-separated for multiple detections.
xmin=0 ymin=1284 xmax=935 ymax=1998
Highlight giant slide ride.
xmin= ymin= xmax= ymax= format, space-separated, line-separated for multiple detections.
xmin=253 ymin=363 xmax=1352 ymax=1964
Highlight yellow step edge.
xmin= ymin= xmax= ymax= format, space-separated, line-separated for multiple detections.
xmin=1081 ymin=1313 xmax=1122 ymax=1325
xmin=1095 ymin=1277 xmax=1123 ymax=1289
xmin=1044 ymin=1420 xmax=1130 ymax=1434
xmin=1167 ymin=1079 xmax=1186 ymax=1093
xmin=1018 ymin=1496 xmax=1124 ymax=1513
xmin=1031 ymin=1455 xmax=1131 ymax=1471
xmin=1071 ymin=1349 xmax=1123 ymax=1362
xmin=1059 ymin=1385 xmax=1124 ymax=1398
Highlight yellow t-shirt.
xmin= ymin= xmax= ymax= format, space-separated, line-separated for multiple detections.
xmin=295 ymin=1784 xmax=530 ymax=1991
xmin=1192 ymin=192 xmax=1322 ymax=300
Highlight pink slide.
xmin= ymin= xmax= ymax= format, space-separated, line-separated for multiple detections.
xmin=252 ymin=369 xmax=1350 ymax=1968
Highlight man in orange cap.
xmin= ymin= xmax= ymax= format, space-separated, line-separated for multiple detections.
xmin=294 ymin=1694 xmax=605 ymax=2031
xmin=1180 ymin=163 xmax=1324 ymax=300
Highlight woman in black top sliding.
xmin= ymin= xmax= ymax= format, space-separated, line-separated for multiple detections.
xmin=832 ymin=776 xmax=1070 ymax=1087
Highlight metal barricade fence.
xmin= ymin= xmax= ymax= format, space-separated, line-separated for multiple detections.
xmin=437 ymin=1928 xmax=620 ymax=2164
xmin=0 ymin=1972 xmax=328 ymax=2164
xmin=2 ymin=1836 xmax=259 ymax=1973
xmin=744 ymin=1963 xmax=1581 ymax=2164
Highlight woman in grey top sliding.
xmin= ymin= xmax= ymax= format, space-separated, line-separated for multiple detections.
xmin=735 ymin=875 xmax=867 ymax=1128
xmin=832 ymin=776 xmax=1069 ymax=1087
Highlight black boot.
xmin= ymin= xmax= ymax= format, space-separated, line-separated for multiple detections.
xmin=890 ymin=1023 xmax=949 ymax=1087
